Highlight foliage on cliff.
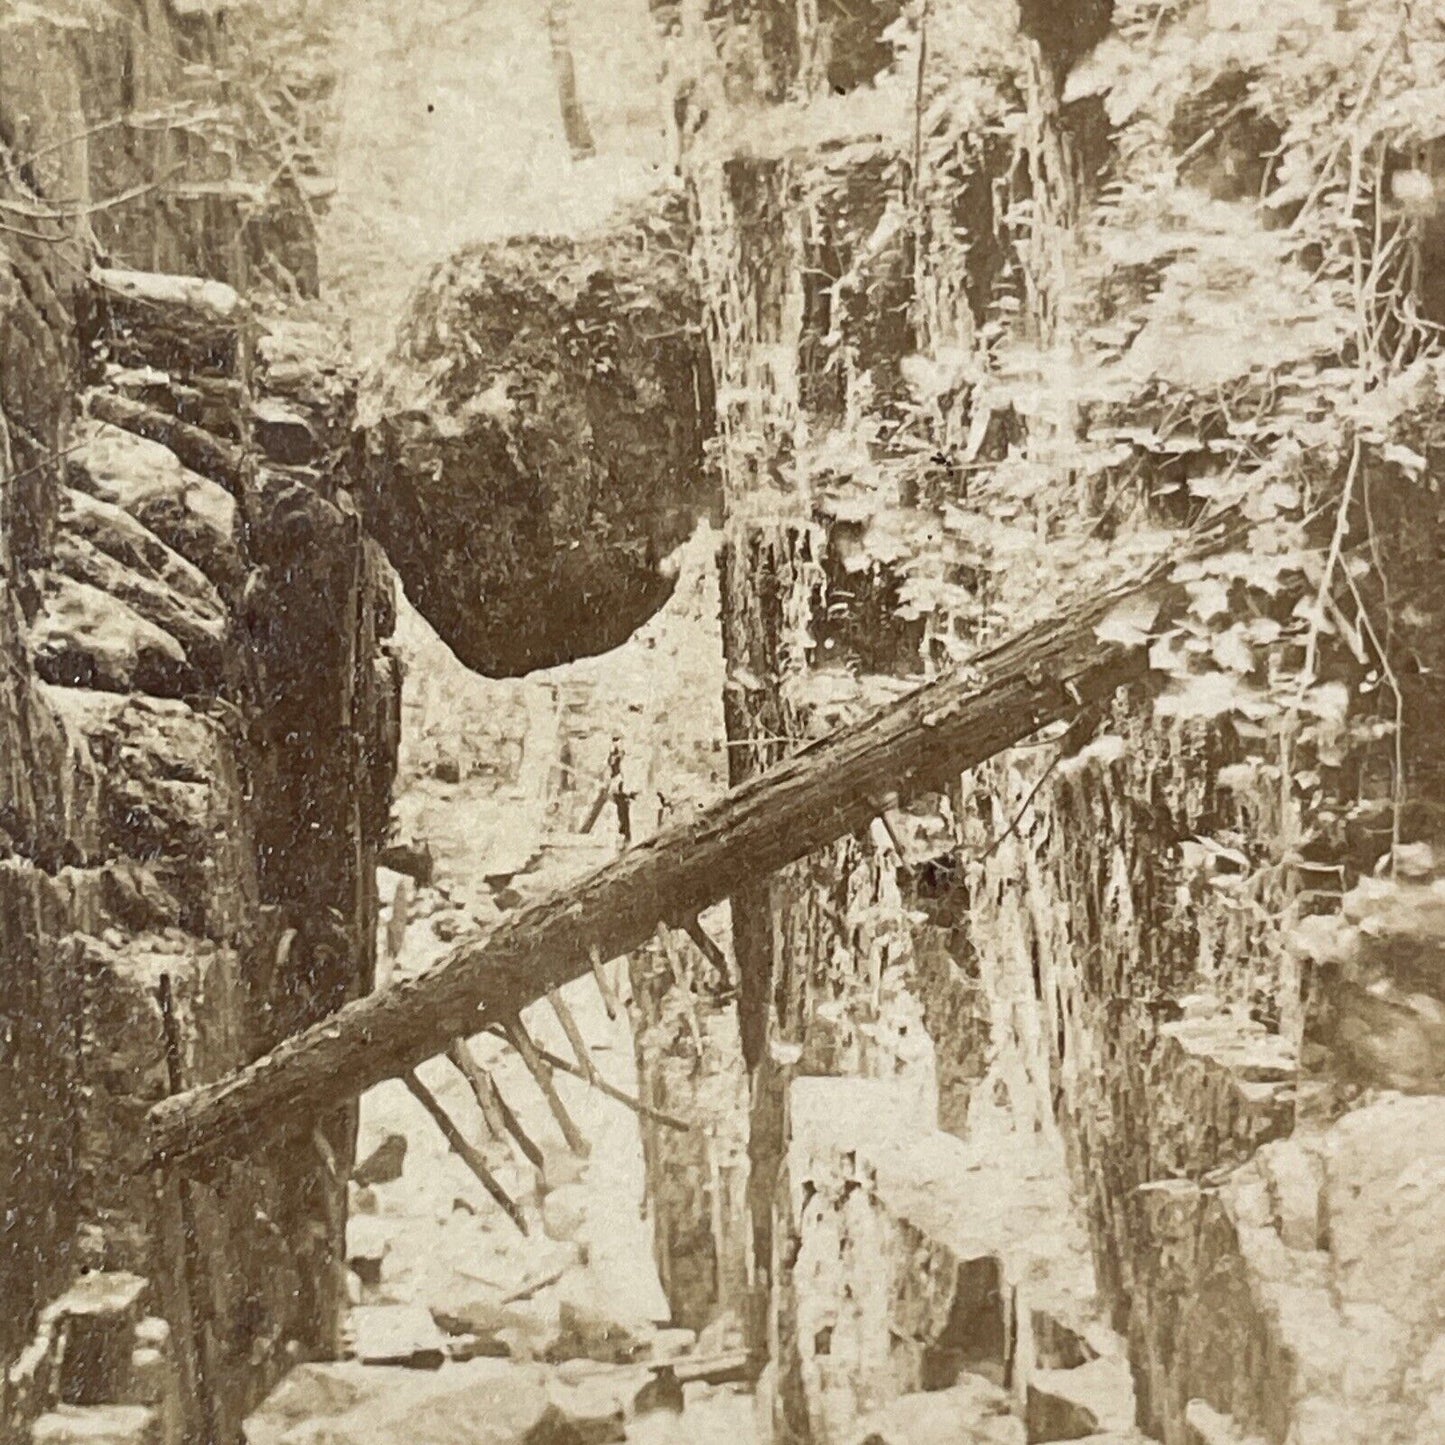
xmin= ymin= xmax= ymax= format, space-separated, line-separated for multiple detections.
xmin=711 ymin=0 xmax=1445 ymax=905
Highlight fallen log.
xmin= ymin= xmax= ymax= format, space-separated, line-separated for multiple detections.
xmin=144 ymin=564 xmax=1177 ymax=1173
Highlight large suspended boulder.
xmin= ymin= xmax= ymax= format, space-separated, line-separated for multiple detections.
xmin=358 ymin=190 xmax=716 ymax=678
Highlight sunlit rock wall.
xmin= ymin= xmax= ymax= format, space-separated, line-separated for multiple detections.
xmin=662 ymin=0 xmax=1445 ymax=1441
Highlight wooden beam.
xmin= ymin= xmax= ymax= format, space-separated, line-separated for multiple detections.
xmin=446 ymin=1041 xmax=507 ymax=1142
xmin=445 ymin=1043 xmax=544 ymax=1171
xmin=402 ymin=1072 xmax=528 ymax=1235
xmin=679 ymin=916 xmax=732 ymax=989
xmin=505 ymin=1016 xmax=590 ymax=1157
xmin=547 ymin=990 xmax=600 ymax=1085
xmin=588 ymin=943 xmax=621 ymax=1019
xmin=507 ymin=1035 xmax=692 ymax=1132
xmin=144 ymin=566 xmax=1174 ymax=1173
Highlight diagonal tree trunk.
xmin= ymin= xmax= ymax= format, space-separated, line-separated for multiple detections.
xmin=143 ymin=565 xmax=1188 ymax=1175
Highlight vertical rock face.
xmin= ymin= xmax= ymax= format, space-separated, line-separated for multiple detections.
xmin=1 ymin=133 xmax=95 ymax=1398
xmin=663 ymin=0 xmax=1445 ymax=1441
xmin=358 ymin=191 xmax=718 ymax=678
xmin=629 ymin=926 xmax=752 ymax=1333
xmin=0 ymin=5 xmax=398 ymax=1443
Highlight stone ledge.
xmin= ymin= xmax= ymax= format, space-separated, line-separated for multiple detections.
xmin=67 ymin=422 xmax=241 ymax=595
xmin=787 ymin=1078 xmax=1097 ymax=1320
xmin=4 ymin=1278 xmax=159 ymax=1445
xmin=1220 ymin=1094 xmax=1445 ymax=1445
xmin=778 ymin=1078 xmax=1129 ymax=1445
xmin=50 ymin=1274 xmax=149 ymax=1410
xmin=30 ymin=576 xmax=195 ymax=700
xmin=30 ymin=1405 xmax=156 ymax=1445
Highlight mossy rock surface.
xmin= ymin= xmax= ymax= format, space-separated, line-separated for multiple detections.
xmin=359 ymin=190 xmax=716 ymax=677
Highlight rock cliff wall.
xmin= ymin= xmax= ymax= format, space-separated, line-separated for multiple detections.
xmin=659 ymin=0 xmax=1445 ymax=1440
xmin=0 ymin=5 xmax=397 ymax=1443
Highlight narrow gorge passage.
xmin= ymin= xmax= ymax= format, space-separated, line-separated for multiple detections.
xmin=250 ymin=2 xmax=755 ymax=1440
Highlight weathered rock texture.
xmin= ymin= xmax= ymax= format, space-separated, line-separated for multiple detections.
xmin=658 ymin=0 xmax=1445 ymax=1441
xmin=1 ymin=0 xmax=333 ymax=299
xmin=0 ymin=4 xmax=397 ymax=1443
xmin=358 ymin=193 xmax=718 ymax=678
xmin=630 ymin=919 xmax=751 ymax=1333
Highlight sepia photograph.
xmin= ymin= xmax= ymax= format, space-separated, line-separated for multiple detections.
xmin=2 ymin=1 xmax=1444 ymax=1442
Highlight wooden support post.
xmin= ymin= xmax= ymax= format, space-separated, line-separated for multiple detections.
xmin=445 ymin=1041 xmax=506 ymax=1141
xmin=445 ymin=1043 xmax=544 ymax=1171
xmin=579 ymin=780 xmax=612 ymax=835
xmin=145 ymin=560 xmax=1197 ymax=1174
xmin=504 ymin=1016 xmax=590 ymax=1157
xmin=588 ymin=943 xmax=620 ymax=1020
xmin=613 ymin=784 xmax=633 ymax=845
xmin=402 ymin=1072 xmax=529 ymax=1235
xmin=679 ymin=915 xmax=732 ymax=989
xmin=869 ymin=795 xmax=912 ymax=865
xmin=547 ymin=990 xmax=600 ymax=1085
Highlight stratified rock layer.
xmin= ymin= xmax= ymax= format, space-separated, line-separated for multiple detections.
xmin=0 ymin=9 xmax=398 ymax=1440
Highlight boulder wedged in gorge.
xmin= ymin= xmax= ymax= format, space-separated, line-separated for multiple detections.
xmin=358 ymin=187 xmax=716 ymax=678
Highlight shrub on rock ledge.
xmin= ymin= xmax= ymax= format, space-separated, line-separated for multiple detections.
xmin=358 ymin=190 xmax=716 ymax=678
